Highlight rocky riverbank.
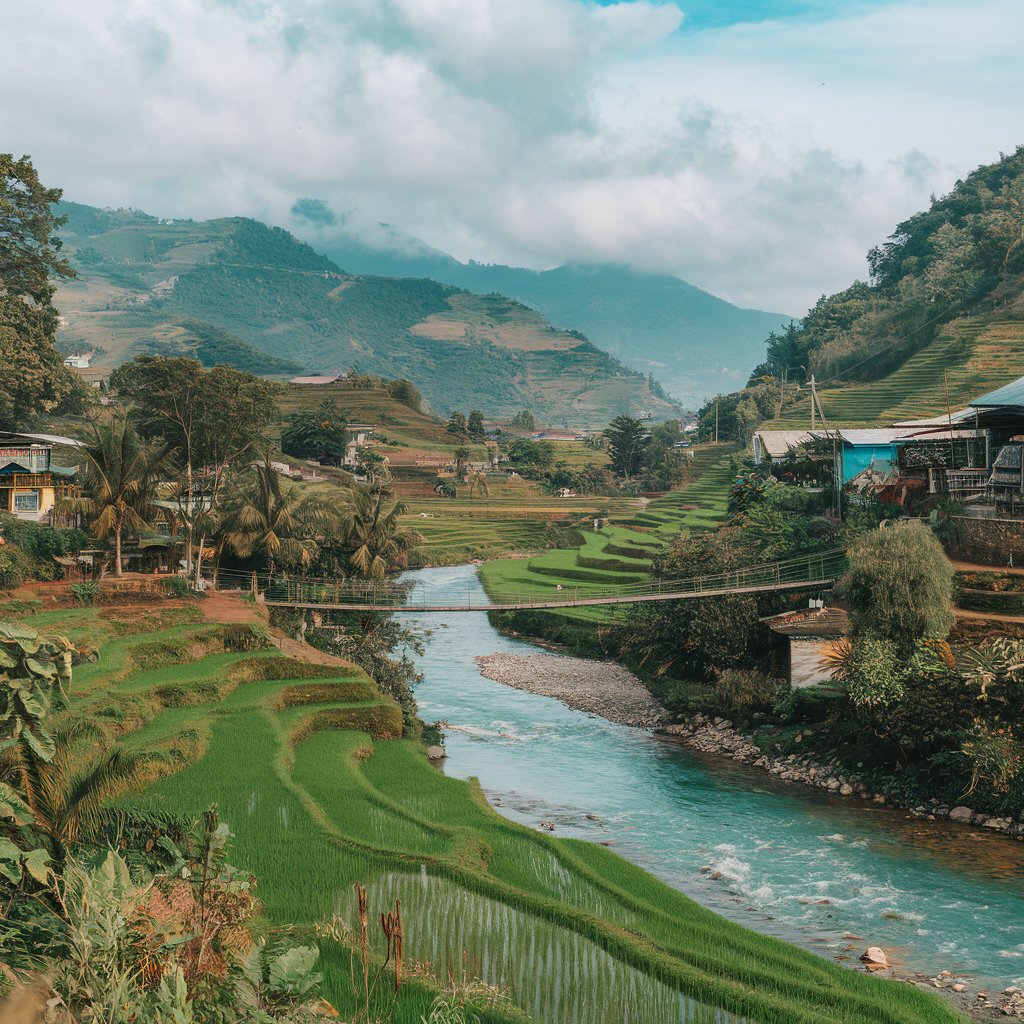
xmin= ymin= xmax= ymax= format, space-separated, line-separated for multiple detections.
xmin=474 ymin=652 xmax=669 ymax=728
xmin=661 ymin=714 xmax=1024 ymax=840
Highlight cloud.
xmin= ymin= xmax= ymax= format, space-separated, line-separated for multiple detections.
xmin=0 ymin=0 xmax=1020 ymax=313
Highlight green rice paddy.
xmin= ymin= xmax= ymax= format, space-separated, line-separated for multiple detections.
xmin=478 ymin=444 xmax=740 ymax=626
xmin=14 ymin=598 xmax=961 ymax=1023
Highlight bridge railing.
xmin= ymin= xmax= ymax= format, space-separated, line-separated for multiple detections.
xmin=210 ymin=549 xmax=846 ymax=610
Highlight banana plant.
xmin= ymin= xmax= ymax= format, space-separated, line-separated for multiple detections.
xmin=0 ymin=623 xmax=77 ymax=763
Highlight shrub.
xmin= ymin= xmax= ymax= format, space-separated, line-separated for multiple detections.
xmin=713 ymin=669 xmax=788 ymax=721
xmin=221 ymin=623 xmax=273 ymax=652
xmin=161 ymin=575 xmax=196 ymax=599
xmin=841 ymin=520 xmax=955 ymax=648
xmin=71 ymin=580 xmax=100 ymax=606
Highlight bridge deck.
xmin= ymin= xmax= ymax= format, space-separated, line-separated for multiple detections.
xmin=264 ymin=575 xmax=837 ymax=613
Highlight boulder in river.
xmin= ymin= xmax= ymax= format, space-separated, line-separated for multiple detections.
xmin=426 ymin=745 xmax=446 ymax=761
xmin=859 ymin=947 xmax=889 ymax=971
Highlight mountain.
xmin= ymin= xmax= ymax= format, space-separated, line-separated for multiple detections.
xmin=700 ymin=145 xmax=1024 ymax=437
xmin=293 ymin=218 xmax=790 ymax=406
xmin=52 ymin=203 xmax=680 ymax=427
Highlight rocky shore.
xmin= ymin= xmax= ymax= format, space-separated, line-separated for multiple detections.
xmin=474 ymin=652 xmax=669 ymax=728
xmin=661 ymin=714 xmax=1024 ymax=840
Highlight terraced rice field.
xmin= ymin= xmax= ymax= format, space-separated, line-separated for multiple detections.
xmin=772 ymin=316 xmax=1024 ymax=427
xmin=478 ymin=445 xmax=740 ymax=625
xmin=13 ymin=593 xmax=959 ymax=1024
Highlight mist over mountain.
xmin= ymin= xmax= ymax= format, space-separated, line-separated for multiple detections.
xmin=291 ymin=207 xmax=791 ymax=407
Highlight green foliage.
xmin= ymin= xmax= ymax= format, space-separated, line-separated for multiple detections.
xmin=130 ymin=319 xmax=301 ymax=375
xmin=0 ymin=621 xmax=75 ymax=761
xmin=0 ymin=153 xmax=84 ymax=430
xmin=712 ymin=669 xmax=788 ymax=722
xmin=446 ymin=412 xmax=467 ymax=438
xmin=466 ymin=410 xmax=485 ymax=439
xmin=386 ymin=378 xmax=423 ymax=412
xmin=842 ymin=520 xmax=955 ymax=648
xmin=71 ymin=412 xmax=170 ymax=576
xmin=70 ymin=580 xmax=100 ymax=606
xmin=835 ymin=637 xmax=908 ymax=710
xmin=509 ymin=410 xmax=534 ymax=432
xmin=281 ymin=400 xmax=349 ymax=465
xmin=161 ymin=576 xmax=195 ymax=599
xmin=604 ymin=415 xmax=649 ymax=478
xmin=624 ymin=531 xmax=760 ymax=681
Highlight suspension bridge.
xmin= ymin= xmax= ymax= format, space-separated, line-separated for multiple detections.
xmin=228 ymin=550 xmax=846 ymax=614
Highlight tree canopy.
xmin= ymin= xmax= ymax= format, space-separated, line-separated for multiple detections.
xmin=841 ymin=520 xmax=955 ymax=648
xmin=0 ymin=154 xmax=83 ymax=429
xmin=604 ymin=415 xmax=649 ymax=478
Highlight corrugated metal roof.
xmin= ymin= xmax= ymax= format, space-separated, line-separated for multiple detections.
xmin=838 ymin=428 xmax=981 ymax=445
xmin=0 ymin=431 xmax=83 ymax=448
xmin=753 ymin=429 xmax=824 ymax=458
xmin=892 ymin=409 xmax=974 ymax=428
xmin=970 ymin=376 xmax=1024 ymax=408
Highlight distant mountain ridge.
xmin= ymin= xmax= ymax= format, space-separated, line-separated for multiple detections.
xmin=293 ymin=215 xmax=791 ymax=406
xmin=53 ymin=202 xmax=679 ymax=427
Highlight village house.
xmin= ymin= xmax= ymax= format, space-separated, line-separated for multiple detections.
xmin=63 ymin=352 xmax=92 ymax=369
xmin=0 ymin=431 xmax=81 ymax=523
xmin=764 ymin=607 xmax=849 ymax=688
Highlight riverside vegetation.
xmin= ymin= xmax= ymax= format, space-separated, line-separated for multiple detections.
xmin=0 ymin=585 xmax=965 ymax=1024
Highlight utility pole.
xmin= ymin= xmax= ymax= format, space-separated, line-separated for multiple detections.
xmin=809 ymin=375 xmax=817 ymax=430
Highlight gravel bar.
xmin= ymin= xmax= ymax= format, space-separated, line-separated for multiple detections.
xmin=475 ymin=652 xmax=669 ymax=728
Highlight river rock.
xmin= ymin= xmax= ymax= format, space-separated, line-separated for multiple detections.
xmin=949 ymin=806 xmax=974 ymax=823
xmin=475 ymin=652 xmax=669 ymax=728
xmin=859 ymin=947 xmax=889 ymax=970
xmin=426 ymin=745 xmax=446 ymax=761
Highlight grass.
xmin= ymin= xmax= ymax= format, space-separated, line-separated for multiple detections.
xmin=10 ymin=591 xmax=964 ymax=1024
xmin=769 ymin=315 xmax=1024 ymax=428
xmin=477 ymin=444 xmax=740 ymax=627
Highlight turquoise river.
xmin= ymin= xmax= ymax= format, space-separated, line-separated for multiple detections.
xmin=402 ymin=563 xmax=1024 ymax=991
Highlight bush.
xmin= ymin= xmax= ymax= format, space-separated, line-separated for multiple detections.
xmin=160 ymin=575 xmax=196 ymax=598
xmin=842 ymin=520 xmax=955 ymax=648
xmin=713 ymin=669 xmax=788 ymax=721
xmin=70 ymin=580 xmax=100 ymax=606
xmin=222 ymin=623 xmax=273 ymax=652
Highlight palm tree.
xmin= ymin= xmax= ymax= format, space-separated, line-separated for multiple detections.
xmin=2 ymin=721 xmax=147 ymax=865
xmin=69 ymin=414 xmax=169 ymax=576
xmin=340 ymin=484 xmax=423 ymax=579
xmin=217 ymin=462 xmax=333 ymax=575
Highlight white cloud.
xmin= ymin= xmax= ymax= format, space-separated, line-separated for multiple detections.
xmin=1 ymin=0 xmax=1020 ymax=313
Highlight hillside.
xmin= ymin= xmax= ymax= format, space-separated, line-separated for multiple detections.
xmin=704 ymin=146 xmax=1024 ymax=437
xmin=297 ymin=222 xmax=790 ymax=406
xmin=53 ymin=203 xmax=679 ymax=427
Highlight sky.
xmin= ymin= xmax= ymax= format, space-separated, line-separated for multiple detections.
xmin=3 ymin=0 xmax=1022 ymax=313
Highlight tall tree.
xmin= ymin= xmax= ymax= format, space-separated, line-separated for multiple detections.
xmin=110 ymin=356 xmax=279 ymax=580
xmin=280 ymin=399 xmax=349 ymax=465
xmin=841 ymin=520 xmax=954 ymax=650
xmin=217 ymin=462 xmax=331 ymax=574
xmin=604 ymin=415 xmax=649 ymax=478
xmin=466 ymin=410 xmax=485 ymax=439
xmin=71 ymin=414 xmax=168 ymax=576
xmin=446 ymin=412 xmax=468 ymax=438
xmin=0 ymin=154 xmax=83 ymax=429
xmin=338 ymin=484 xmax=422 ymax=579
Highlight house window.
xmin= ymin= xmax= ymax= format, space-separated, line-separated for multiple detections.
xmin=13 ymin=491 xmax=39 ymax=512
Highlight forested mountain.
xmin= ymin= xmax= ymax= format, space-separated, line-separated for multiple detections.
xmin=700 ymin=146 xmax=1024 ymax=439
xmin=295 ymin=221 xmax=789 ymax=406
xmin=53 ymin=203 xmax=680 ymax=426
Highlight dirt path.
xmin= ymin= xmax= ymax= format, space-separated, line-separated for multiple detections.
xmin=202 ymin=588 xmax=350 ymax=666
xmin=951 ymin=559 xmax=1024 ymax=576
